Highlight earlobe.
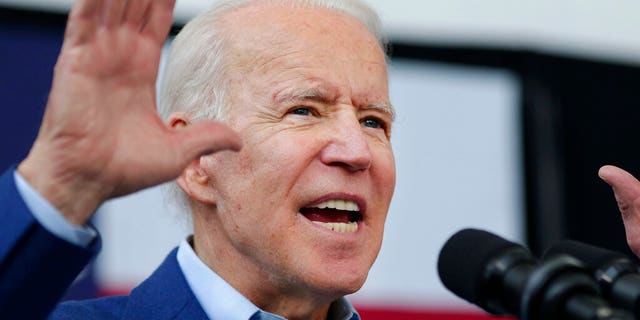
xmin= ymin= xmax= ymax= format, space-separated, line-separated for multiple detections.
xmin=176 ymin=157 xmax=216 ymax=205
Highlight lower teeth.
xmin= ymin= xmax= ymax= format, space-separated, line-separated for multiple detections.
xmin=312 ymin=221 xmax=358 ymax=233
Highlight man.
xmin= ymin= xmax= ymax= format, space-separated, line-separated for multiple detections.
xmin=0 ymin=0 xmax=394 ymax=319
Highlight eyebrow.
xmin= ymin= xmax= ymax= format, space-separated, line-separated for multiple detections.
xmin=363 ymin=101 xmax=396 ymax=122
xmin=273 ymin=85 xmax=395 ymax=122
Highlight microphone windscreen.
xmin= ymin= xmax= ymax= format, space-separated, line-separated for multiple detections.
xmin=437 ymin=228 xmax=523 ymax=304
xmin=544 ymin=240 xmax=626 ymax=269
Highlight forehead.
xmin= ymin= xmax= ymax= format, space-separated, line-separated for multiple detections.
xmin=224 ymin=4 xmax=384 ymax=58
xmin=222 ymin=3 xmax=390 ymax=105
xmin=223 ymin=3 xmax=380 ymax=45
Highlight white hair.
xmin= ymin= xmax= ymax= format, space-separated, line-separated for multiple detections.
xmin=159 ymin=0 xmax=386 ymax=214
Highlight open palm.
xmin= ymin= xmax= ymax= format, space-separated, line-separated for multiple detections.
xmin=19 ymin=0 xmax=240 ymax=224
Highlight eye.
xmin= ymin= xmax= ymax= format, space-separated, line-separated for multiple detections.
xmin=361 ymin=117 xmax=385 ymax=129
xmin=289 ymin=107 xmax=312 ymax=116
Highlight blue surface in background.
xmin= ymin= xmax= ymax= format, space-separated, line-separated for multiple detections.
xmin=0 ymin=10 xmax=99 ymax=301
xmin=0 ymin=17 xmax=61 ymax=170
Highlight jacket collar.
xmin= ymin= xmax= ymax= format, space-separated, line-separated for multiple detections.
xmin=121 ymin=248 xmax=208 ymax=320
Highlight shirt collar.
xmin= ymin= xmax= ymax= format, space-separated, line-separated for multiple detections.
xmin=176 ymin=238 xmax=360 ymax=320
xmin=177 ymin=238 xmax=258 ymax=320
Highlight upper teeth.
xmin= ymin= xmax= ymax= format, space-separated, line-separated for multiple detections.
xmin=312 ymin=199 xmax=359 ymax=211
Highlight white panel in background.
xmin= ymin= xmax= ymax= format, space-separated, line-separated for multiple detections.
xmin=1 ymin=0 xmax=640 ymax=65
xmin=94 ymin=184 xmax=190 ymax=292
xmin=349 ymin=59 xmax=523 ymax=310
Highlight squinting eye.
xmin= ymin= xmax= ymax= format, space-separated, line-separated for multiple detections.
xmin=361 ymin=117 xmax=384 ymax=129
xmin=289 ymin=107 xmax=312 ymax=116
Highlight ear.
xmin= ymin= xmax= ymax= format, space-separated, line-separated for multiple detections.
xmin=176 ymin=159 xmax=216 ymax=205
xmin=167 ymin=111 xmax=190 ymax=129
xmin=170 ymin=112 xmax=217 ymax=205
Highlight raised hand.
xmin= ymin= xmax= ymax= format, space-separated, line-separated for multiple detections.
xmin=599 ymin=165 xmax=640 ymax=257
xmin=18 ymin=0 xmax=241 ymax=225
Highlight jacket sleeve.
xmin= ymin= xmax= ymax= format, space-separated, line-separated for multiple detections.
xmin=0 ymin=167 xmax=100 ymax=319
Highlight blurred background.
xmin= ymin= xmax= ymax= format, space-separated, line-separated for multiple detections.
xmin=2 ymin=1 xmax=640 ymax=319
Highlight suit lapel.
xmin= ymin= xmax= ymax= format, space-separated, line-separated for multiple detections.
xmin=120 ymin=248 xmax=209 ymax=320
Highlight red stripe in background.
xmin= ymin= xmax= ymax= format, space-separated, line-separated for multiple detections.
xmin=356 ymin=306 xmax=515 ymax=320
xmin=356 ymin=307 xmax=513 ymax=320
xmin=100 ymin=290 xmax=513 ymax=319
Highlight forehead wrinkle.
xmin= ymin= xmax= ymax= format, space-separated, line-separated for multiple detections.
xmin=253 ymin=47 xmax=306 ymax=73
xmin=273 ymin=81 xmax=340 ymax=105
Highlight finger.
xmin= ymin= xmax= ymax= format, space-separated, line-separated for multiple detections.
xmin=123 ymin=0 xmax=152 ymax=29
xmin=69 ymin=0 xmax=103 ymax=20
xmin=141 ymin=0 xmax=176 ymax=44
xmin=599 ymin=165 xmax=640 ymax=255
xmin=598 ymin=165 xmax=640 ymax=215
xmin=103 ymin=0 xmax=127 ymax=28
xmin=172 ymin=121 xmax=242 ymax=167
xmin=65 ymin=0 xmax=104 ymax=45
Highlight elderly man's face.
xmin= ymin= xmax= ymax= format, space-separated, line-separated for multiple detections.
xmin=197 ymin=4 xmax=395 ymax=299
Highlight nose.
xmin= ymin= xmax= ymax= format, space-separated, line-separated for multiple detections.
xmin=319 ymin=113 xmax=372 ymax=172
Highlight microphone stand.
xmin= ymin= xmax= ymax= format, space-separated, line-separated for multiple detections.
xmin=520 ymin=255 xmax=633 ymax=320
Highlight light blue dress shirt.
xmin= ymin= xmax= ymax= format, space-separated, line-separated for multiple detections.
xmin=13 ymin=171 xmax=96 ymax=247
xmin=12 ymin=171 xmax=360 ymax=320
xmin=176 ymin=238 xmax=360 ymax=320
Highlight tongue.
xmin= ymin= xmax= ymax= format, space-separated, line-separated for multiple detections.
xmin=300 ymin=208 xmax=352 ymax=223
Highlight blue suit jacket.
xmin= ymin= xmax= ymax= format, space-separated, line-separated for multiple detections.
xmin=0 ymin=169 xmax=208 ymax=319
xmin=52 ymin=248 xmax=209 ymax=320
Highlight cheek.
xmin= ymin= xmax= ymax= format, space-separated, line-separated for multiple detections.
xmin=375 ymin=147 xmax=396 ymax=195
xmin=369 ymin=148 xmax=396 ymax=228
xmin=203 ymin=137 xmax=304 ymax=211
xmin=249 ymin=131 xmax=318 ymax=173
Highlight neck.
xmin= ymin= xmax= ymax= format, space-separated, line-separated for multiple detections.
xmin=191 ymin=208 xmax=337 ymax=320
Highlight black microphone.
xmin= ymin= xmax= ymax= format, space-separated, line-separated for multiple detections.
xmin=545 ymin=240 xmax=640 ymax=318
xmin=437 ymin=229 xmax=633 ymax=320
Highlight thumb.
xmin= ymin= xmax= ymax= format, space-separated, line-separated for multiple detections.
xmin=598 ymin=165 xmax=640 ymax=217
xmin=599 ymin=165 xmax=640 ymax=256
xmin=172 ymin=120 xmax=242 ymax=165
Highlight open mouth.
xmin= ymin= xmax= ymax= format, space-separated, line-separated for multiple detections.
xmin=300 ymin=199 xmax=363 ymax=233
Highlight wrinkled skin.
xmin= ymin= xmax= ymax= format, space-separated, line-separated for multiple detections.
xmin=18 ymin=0 xmax=241 ymax=225
xmin=176 ymin=3 xmax=396 ymax=320
xmin=599 ymin=165 xmax=640 ymax=257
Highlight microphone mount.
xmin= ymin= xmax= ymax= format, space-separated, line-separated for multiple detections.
xmin=438 ymin=229 xmax=634 ymax=320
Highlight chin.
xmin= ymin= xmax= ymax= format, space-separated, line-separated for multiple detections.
xmin=337 ymin=276 xmax=368 ymax=295
xmin=306 ymin=262 xmax=371 ymax=297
